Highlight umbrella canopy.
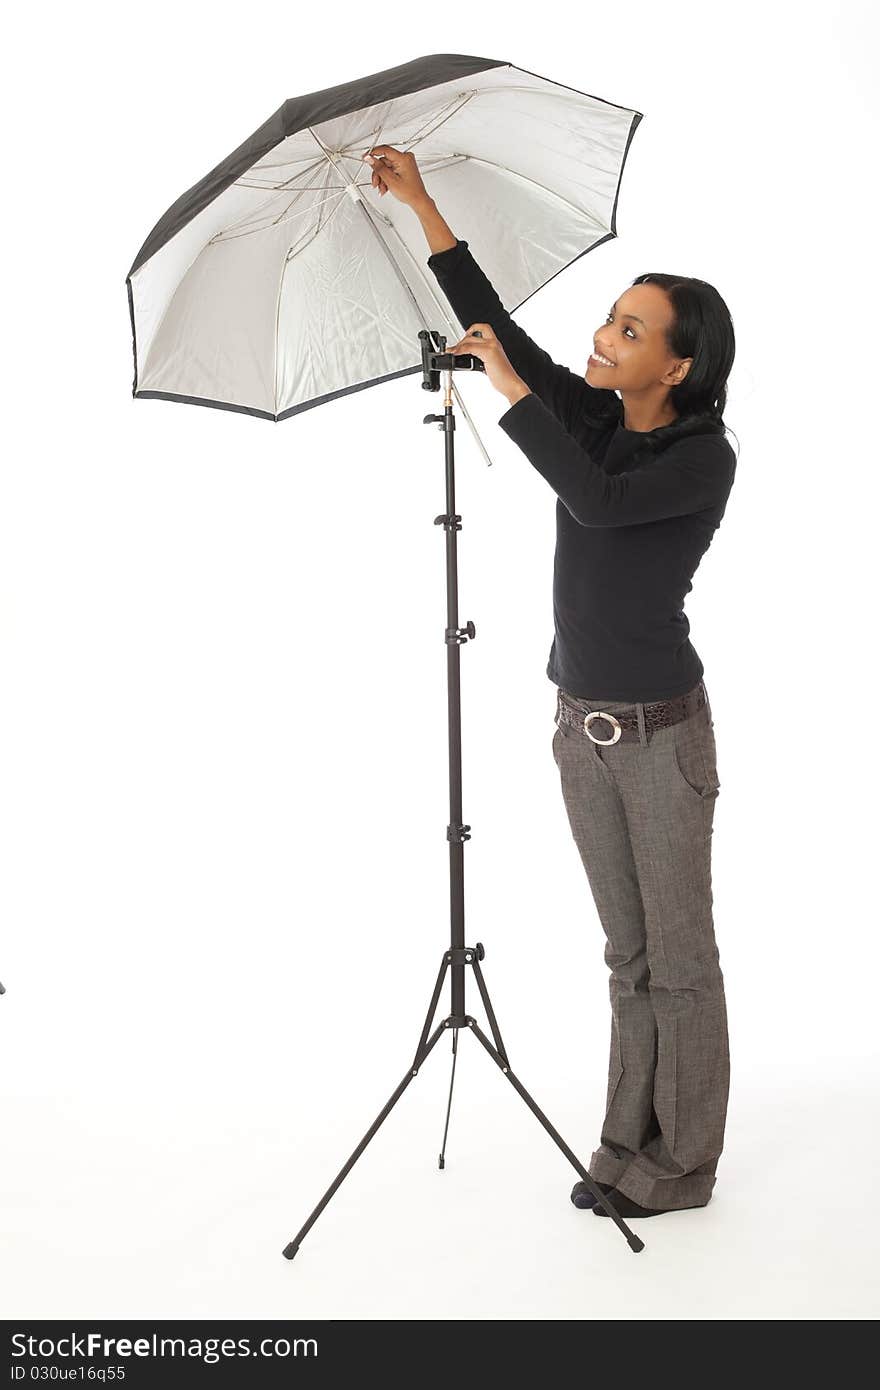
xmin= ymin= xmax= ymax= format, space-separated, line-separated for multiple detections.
xmin=126 ymin=54 xmax=642 ymax=422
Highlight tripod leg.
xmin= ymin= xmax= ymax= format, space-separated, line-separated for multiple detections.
xmin=467 ymin=1019 xmax=645 ymax=1254
xmin=438 ymin=1027 xmax=460 ymax=1169
xmin=282 ymin=1018 xmax=448 ymax=1261
xmin=470 ymin=957 xmax=508 ymax=1065
xmin=413 ymin=954 xmax=450 ymax=1068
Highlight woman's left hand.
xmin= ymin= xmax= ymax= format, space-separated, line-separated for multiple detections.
xmin=448 ymin=324 xmax=531 ymax=405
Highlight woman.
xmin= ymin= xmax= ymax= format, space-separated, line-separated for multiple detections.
xmin=363 ymin=146 xmax=738 ymax=1220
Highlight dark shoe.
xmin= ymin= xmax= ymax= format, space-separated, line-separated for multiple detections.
xmin=592 ymin=1188 xmax=701 ymax=1218
xmin=570 ymin=1178 xmax=616 ymax=1210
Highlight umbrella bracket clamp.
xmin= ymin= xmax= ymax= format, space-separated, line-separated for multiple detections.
xmin=434 ymin=512 xmax=462 ymax=532
xmin=445 ymin=622 xmax=475 ymax=645
xmin=420 ymin=329 xmax=485 ymax=392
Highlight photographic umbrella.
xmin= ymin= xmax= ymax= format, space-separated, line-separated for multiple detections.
xmin=125 ymin=53 xmax=642 ymax=427
xmin=125 ymin=54 xmax=648 ymax=1258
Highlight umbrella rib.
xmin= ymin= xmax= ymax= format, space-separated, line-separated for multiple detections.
xmin=235 ymin=179 xmax=357 ymax=191
xmin=232 ymin=159 xmax=326 ymax=193
xmin=210 ymin=185 xmax=353 ymax=243
xmin=212 ymin=154 xmax=333 ymax=241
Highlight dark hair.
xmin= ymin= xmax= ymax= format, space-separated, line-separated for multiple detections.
xmin=583 ymin=272 xmax=739 ymax=463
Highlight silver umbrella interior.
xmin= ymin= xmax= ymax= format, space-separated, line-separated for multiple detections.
xmin=127 ymin=57 xmax=642 ymax=421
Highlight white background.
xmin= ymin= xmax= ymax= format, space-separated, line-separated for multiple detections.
xmin=1 ymin=0 xmax=877 ymax=1322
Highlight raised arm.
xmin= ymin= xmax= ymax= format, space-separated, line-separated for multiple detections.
xmin=423 ymin=229 xmax=613 ymax=439
xmin=497 ymin=392 xmax=736 ymax=527
xmin=360 ymin=147 xmax=617 ymax=439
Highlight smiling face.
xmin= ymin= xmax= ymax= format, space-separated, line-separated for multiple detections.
xmin=586 ymin=283 xmax=693 ymax=398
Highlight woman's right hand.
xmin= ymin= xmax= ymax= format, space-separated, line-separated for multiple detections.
xmin=361 ymin=146 xmax=430 ymax=209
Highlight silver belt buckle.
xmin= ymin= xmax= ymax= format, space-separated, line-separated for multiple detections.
xmin=584 ymin=710 xmax=622 ymax=745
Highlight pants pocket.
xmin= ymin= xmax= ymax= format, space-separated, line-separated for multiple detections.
xmin=669 ymin=715 xmax=720 ymax=799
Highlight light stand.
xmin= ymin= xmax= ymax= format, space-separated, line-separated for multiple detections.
xmin=282 ymin=332 xmax=644 ymax=1259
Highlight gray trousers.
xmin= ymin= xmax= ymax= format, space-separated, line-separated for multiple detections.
xmin=552 ymin=680 xmax=729 ymax=1209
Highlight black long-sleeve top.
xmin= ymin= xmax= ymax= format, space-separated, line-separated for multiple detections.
xmin=426 ymin=238 xmax=737 ymax=702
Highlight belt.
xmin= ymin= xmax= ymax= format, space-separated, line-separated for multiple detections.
xmin=555 ymin=681 xmax=708 ymax=745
